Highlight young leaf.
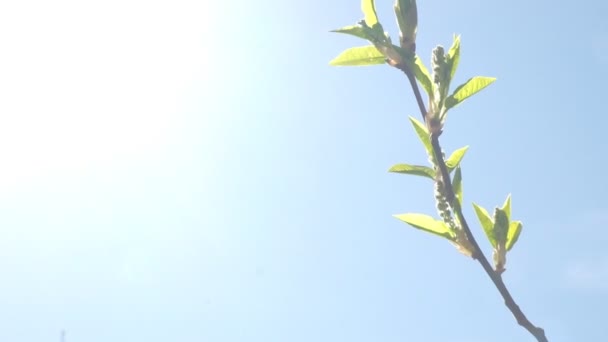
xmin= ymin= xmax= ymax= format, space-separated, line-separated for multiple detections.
xmin=446 ymin=35 xmax=461 ymax=80
xmin=361 ymin=0 xmax=379 ymax=27
xmin=452 ymin=166 xmax=463 ymax=205
xmin=329 ymin=46 xmax=386 ymax=66
xmin=445 ymin=76 xmax=496 ymax=109
xmin=408 ymin=116 xmax=433 ymax=156
xmin=445 ymin=146 xmax=469 ymax=171
xmin=413 ymin=55 xmax=433 ymax=97
xmin=394 ymin=213 xmax=455 ymax=240
xmin=473 ymin=203 xmax=495 ymax=247
xmin=493 ymin=208 xmax=510 ymax=247
xmin=506 ymin=221 xmax=523 ymax=251
xmin=501 ymin=194 xmax=512 ymax=220
xmin=331 ymin=25 xmax=374 ymax=41
xmin=389 ymin=164 xmax=435 ymax=179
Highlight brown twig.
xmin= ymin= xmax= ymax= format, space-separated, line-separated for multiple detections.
xmin=397 ymin=63 xmax=548 ymax=342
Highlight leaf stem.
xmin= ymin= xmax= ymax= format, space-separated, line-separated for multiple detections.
xmin=396 ymin=62 xmax=548 ymax=342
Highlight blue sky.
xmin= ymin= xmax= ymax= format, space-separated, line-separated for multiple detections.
xmin=0 ymin=0 xmax=606 ymax=341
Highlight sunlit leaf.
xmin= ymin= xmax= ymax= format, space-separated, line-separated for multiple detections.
xmin=389 ymin=164 xmax=435 ymax=179
xmin=501 ymin=194 xmax=512 ymax=220
xmin=329 ymin=46 xmax=386 ymax=66
xmin=446 ymin=146 xmax=469 ymax=171
xmin=473 ymin=203 xmax=495 ymax=247
xmin=408 ymin=116 xmax=432 ymax=156
xmin=394 ymin=213 xmax=455 ymax=240
xmin=445 ymin=76 xmax=496 ymax=109
xmin=446 ymin=35 xmax=460 ymax=80
xmin=331 ymin=25 xmax=374 ymax=41
xmin=361 ymin=0 xmax=379 ymax=27
xmin=413 ymin=55 xmax=433 ymax=97
xmin=506 ymin=221 xmax=522 ymax=251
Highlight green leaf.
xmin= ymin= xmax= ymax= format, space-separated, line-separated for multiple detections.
xmin=394 ymin=213 xmax=455 ymax=240
xmin=408 ymin=116 xmax=432 ymax=156
xmin=506 ymin=221 xmax=523 ymax=251
xmin=361 ymin=0 xmax=379 ymax=27
xmin=331 ymin=25 xmax=374 ymax=41
xmin=331 ymin=21 xmax=386 ymax=48
xmin=388 ymin=164 xmax=435 ymax=179
xmin=329 ymin=46 xmax=386 ymax=66
xmin=445 ymin=76 xmax=496 ymax=109
xmin=446 ymin=35 xmax=460 ymax=80
xmin=452 ymin=166 xmax=463 ymax=205
xmin=359 ymin=0 xmax=387 ymax=47
xmin=445 ymin=146 xmax=469 ymax=171
xmin=493 ymin=208 xmax=509 ymax=247
xmin=473 ymin=203 xmax=495 ymax=247
xmin=413 ymin=55 xmax=433 ymax=97
xmin=501 ymin=194 xmax=512 ymax=220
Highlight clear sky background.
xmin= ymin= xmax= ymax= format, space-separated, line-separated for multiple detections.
xmin=0 ymin=0 xmax=606 ymax=341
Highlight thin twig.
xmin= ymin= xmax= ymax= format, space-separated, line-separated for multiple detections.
xmin=397 ymin=63 xmax=548 ymax=342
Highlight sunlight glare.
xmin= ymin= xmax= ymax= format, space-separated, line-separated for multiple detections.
xmin=0 ymin=0 xmax=214 ymax=190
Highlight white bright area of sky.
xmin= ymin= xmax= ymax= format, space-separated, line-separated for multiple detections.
xmin=0 ymin=1 xmax=238 ymax=340
xmin=0 ymin=0 xmax=215 ymax=190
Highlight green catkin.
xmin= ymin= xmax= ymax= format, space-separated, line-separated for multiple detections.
xmin=432 ymin=159 xmax=473 ymax=255
xmin=431 ymin=46 xmax=446 ymax=85
xmin=430 ymin=150 xmax=458 ymax=231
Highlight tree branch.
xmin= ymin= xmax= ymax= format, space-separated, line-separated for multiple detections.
xmin=397 ymin=63 xmax=548 ymax=342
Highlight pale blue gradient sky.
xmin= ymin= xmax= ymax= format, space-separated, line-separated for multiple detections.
xmin=0 ymin=0 xmax=606 ymax=341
